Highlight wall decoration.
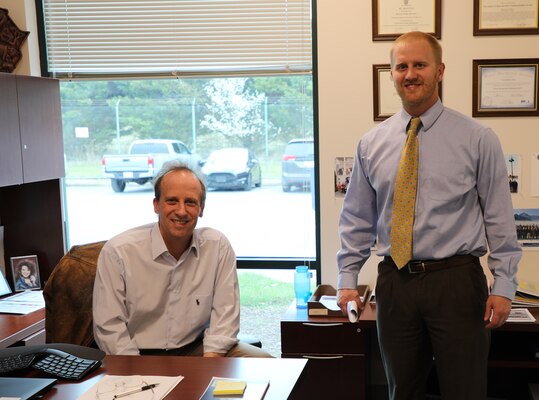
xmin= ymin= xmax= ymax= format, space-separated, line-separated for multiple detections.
xmin=532 ymin=153 xmax=539 ymax=197
xmin=334 ymin=157 xmax=354 ymax=197
xmin=0 ymin=8 xmax=30 ymax=73
xmin=505 ymin=153 xmax=522 ymax=194
xmin=514 ymin=209 xmax=539 ymax=248
xmin=473 ymin=58 xmax=539 ymax=117
xmin=10 ymin=255 xmax=40 ymax=292
xmin=473 ymin=0 xmax=539 ymax=36
xmin=372 ymin=0 xmax=441 ymax=41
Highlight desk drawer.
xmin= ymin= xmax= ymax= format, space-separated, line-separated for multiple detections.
xmin=281 ymin=321 xmax=366 ymax=354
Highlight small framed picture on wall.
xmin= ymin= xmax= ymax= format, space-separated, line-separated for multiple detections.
xmin=473 ymin=0 xmax=539 ymax=36
xmin=10 ymin=255 xmax=41 ymax=292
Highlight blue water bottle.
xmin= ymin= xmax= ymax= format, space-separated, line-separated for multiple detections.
xmin=294 ymin=266 xmax=311 ymax=309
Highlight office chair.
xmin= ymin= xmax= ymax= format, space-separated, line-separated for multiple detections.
xmin=44 ymin=240 xmax=261 ymax=348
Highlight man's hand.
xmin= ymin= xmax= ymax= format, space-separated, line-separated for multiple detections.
xmin=203 ymin=352 xmax=226 ymax=357
xmin=337 ymin=289 xmax=363 ymax=317
xmin=484 ymin=295 xmax=512 ymax=329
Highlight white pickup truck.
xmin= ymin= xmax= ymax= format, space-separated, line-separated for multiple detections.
xmin=101 ymin=139 xmax=202 ymax=192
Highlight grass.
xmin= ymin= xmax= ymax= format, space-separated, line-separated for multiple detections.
xmin=237 ymin=272 xmax=295 ymax=357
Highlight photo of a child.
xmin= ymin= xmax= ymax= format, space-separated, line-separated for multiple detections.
xmin=10 ymin=256 xmax=40 ymax=292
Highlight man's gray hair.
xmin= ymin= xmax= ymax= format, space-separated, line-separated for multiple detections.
xmin=153 ymin=160 xmax=207 ymax=206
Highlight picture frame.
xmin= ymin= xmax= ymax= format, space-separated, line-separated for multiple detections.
xmin=372 ymin=0 xmax=441 ymax=41
xmin=472 ymin=59 xmax=539 ymax=117
xmin=373 ymin=64 xmax=442 ymax=121
xmin=473 ymin=0 xmax=539 ymax=36
xmin=10 ymin=255 xmax=41 ymax=292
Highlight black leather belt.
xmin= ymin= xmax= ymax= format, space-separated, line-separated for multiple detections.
xmin=384 ymin=254 xmax=477 ymax=274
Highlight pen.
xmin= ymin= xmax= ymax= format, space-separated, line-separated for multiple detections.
xmin=113 ymin=383 xmax=159 ymax=398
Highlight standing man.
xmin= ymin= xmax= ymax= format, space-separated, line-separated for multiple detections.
xmin=93 ymin=160 xmax=270 ymax=358
xmin=337 ymin=31 xmax=520 ymax=399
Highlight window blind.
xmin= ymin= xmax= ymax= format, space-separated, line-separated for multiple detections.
xmin=42 ymin=0 xmax=312 ymax=78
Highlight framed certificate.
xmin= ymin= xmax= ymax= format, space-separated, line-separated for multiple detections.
xmin=473 ymin=0 xmax=539 ymax=36
xmin=473 ymin=59 xmax=539 ymax=117
xmin=372 ymin=0 xmax=441 ymax=41
xmin=373 ymin=64 xmax=442 ymax=121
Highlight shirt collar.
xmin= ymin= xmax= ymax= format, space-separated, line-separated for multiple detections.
xmin=399 ymin=99 xmax=443 ymax=133
xmin=150 ymin=223 xmax=199 ymax=260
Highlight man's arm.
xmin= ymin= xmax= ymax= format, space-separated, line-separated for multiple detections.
xmin=92 ymin=246 xmax=140 ymax=355
xmin=476 ymin=129 xmax=521 ymax=326
xmin=203 ymin=235 xmax=240 ymax=356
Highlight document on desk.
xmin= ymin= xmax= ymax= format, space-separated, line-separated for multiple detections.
xmin=507 ymin=308 xmax=536 ymax=323
xmin=0 ymin=290 xmax=45 ymax=314
xmin=77 ymin=375 xmax=184 ymax=400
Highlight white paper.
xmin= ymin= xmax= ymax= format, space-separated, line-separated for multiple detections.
xmin=77 ymin=375 xmax=184 ymax=400
xmin=319 ymin=295 xmax=340 ymax=311
xmin=347 ymin=301 xmax=358 ymax=323
xmin=507 ymin=308 xmax=536 ymax=323
xmin=0 ymin=290 xmax=45 ymax=314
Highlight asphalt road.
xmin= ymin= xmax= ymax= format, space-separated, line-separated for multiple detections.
xmin=64 ymin=181 xmax=316 ymax=259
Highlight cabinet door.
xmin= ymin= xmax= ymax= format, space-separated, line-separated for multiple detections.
xmin=16 ymin=75 xmax=65 ymax=183
xmin=0 ymin=74 xmax=23 ymax=186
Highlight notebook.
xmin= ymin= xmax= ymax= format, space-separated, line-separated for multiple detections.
xmin=0 ymin=377 xmax=57 ymax=400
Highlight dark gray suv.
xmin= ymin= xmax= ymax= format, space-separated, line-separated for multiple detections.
xmin=281 ymin=138 xmax=314 ymax=192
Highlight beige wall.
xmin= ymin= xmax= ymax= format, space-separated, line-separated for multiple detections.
xmin=3 ymin=1 xmax=538 ymax=288
xmin=0 ymin=0 xmax=40 ymax=76
xmin=318 ymin=0 xmax=539 ymax=289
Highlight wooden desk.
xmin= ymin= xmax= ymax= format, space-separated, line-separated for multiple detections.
xmin=0 ymin=308 xmax=45 ymax=348
xmin=24 ymin=356 xmax=307 ymax=400
xmin=281 ymin=302 xmax=539 ymax=399
xmin=280 ymin=302 xmax=377 ymax=400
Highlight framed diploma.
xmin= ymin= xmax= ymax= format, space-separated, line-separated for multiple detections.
xmin=473 ymin=0 xmax=539 ymax=36
xmin=473 ymin=59 xmax=539 ymax=117
xmin=372 ymin=0 xmax=441 ymax=41
xmin=373 ymin=64 xmax=442 ymax=120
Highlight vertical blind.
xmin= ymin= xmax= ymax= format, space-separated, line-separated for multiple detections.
xmin=42 ymin=0 xmax=312 ymax=77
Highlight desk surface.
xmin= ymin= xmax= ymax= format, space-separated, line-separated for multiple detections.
xmin=282 ymin=301 xmax=539 ymax=331
xmin=0 ymin=308 xmax=45 ymax=348
xmin=31 ymin=355 xmax=307 ymax=400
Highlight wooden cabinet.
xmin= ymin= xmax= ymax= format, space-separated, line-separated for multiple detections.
xmin=0 ymin=73 xmax=64 ymax=186
xmin=0 ymin=73 xmax=66 ymax=285
xmin=281 ymin=303 xmax=376 ymax=400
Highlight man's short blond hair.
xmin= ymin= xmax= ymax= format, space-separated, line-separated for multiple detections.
xmin=390 ymin=31 xmax=442 ymax=67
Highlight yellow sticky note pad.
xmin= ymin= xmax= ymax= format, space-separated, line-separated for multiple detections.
xmin=213 ymin=380 xmax=247 ymax=395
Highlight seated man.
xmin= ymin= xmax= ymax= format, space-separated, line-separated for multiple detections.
xmin=93 ymin=160 xmax=270 ymax=358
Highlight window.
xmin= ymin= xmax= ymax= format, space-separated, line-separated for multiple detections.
xmin=38 ymin=0 xmax=317 ymax=356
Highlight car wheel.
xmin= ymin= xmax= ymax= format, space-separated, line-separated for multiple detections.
xmin=243 ymin=173 xmax=252 ymax=191
xmin=282 ymin=184 xmax=291 ymax=192
xmin=111 ymin=179 xmax=126 ymax=193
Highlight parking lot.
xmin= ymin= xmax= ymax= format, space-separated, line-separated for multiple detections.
xmin=64 ymin=180 xmax=316 ymax=259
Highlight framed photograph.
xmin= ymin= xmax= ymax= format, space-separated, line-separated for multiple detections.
xmin=10 ymin=255 xmax=41 ymax=292
xmin=473 ymin=0 xmax=539 ymax=36
xmin=373 ymin=64 xmax=442 ymax=121
xmin=372 ymin=0 xmax=441 ymax=41
xmin=473 ymin=59 xmax=539 ymax=117
xmin=514 ymin=208 xmax=539 ymax=249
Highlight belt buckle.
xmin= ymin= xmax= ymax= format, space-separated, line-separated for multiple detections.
xmin=407 ymin=260 xmax=426 ymax=274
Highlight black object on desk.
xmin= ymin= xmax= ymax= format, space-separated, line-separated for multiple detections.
xmin=0 ymin=377 xmax=57 ymax=399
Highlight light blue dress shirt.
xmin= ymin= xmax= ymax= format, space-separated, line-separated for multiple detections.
xmin=337 ymin=100 xmax=521 ymax=300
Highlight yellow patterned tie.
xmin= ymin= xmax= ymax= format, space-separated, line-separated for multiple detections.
xmin=390 ymin=117 xmax=421 ymax=268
